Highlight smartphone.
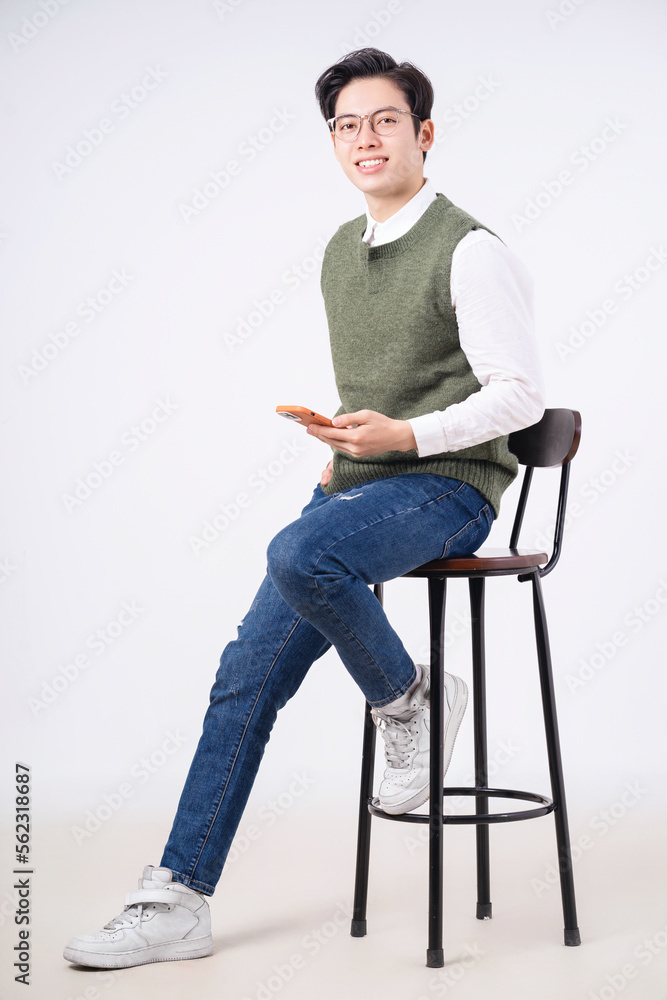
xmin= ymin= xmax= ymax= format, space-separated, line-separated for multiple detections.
xmin=276 ymin=405 xmax=333 ymax=427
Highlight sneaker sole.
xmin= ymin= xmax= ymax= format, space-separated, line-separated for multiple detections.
xmin=379 ymin=674 xmax=468 ymax=816
xmin=63 ymin=934 xmax=213 ymax=969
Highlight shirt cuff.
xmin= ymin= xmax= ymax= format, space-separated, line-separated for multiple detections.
xmin=408 ymin=413 xmax=448 ymax=457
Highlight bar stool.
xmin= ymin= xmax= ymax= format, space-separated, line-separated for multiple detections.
xmin=350 ymin=408 xmax=582 ymax=967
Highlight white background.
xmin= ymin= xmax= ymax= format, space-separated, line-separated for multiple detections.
xmin=1 ymin=1 xmax=666 ymax=997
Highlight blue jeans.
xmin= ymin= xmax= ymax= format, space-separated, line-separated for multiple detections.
xmin=160 ymin=474 xmax=493 ymax=894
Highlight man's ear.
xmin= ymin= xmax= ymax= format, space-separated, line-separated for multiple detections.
xmin=419 ymin=118 xmax=436 ymax=153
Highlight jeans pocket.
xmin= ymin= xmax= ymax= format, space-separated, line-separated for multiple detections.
xmin=440 ymin=503 xmax=494 ymax=559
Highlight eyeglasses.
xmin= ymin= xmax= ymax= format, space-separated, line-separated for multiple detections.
xmin=327 ymin=106 xmax=419 ymax=141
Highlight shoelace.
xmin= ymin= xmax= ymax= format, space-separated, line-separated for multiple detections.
xmin=103 ymin=901 xmax=170 ymax=930
xmin=373 ymin=715 xmax=417 ymax=769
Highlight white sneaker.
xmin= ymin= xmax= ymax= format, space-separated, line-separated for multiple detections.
xmin=63 ymin=866 xmax=213 ymax=968
xmin=372 ymin=665 xmax=468 ymax=815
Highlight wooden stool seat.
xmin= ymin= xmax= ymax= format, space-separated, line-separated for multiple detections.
xmin=403 ymin=547 xmax=549 ymax=576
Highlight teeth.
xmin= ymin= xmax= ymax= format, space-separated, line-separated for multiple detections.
xmin=358 ymin=158 xmax=386 ymax=167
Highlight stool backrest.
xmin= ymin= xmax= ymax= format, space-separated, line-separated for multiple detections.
xmin=507 ymin=408 xmax=582 ymax=577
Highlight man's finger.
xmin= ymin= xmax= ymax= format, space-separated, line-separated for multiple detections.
xmin=332 ymin=411 xmax=363 ymax=427
xmin=308 ymin=425 xmax=357 ymax=444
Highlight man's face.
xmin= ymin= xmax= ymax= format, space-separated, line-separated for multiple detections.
xmin=330 ymin=77 xmax=433 ymax=205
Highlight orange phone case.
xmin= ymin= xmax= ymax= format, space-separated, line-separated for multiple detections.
xmin=276 ymin=405 xmax=333 ymax=427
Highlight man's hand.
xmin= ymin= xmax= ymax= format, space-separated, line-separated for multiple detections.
xmin=308 ymin=409 xmax=417 ymax=458
xmin=320 ymin=458 xmax=333 ymax=486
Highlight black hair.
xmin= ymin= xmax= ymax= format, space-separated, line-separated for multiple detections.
xmin=314 ymin=47 xmax=434 ymax=161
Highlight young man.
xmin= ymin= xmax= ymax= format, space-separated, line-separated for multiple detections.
xmin=64 ymin=47 xmax=543 ymax=969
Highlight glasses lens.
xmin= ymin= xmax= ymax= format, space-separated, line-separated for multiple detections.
xmin=334 ymin=115 xmax=361 ymax=139
xmin=370 ymin=109 xmax=400 ymax=135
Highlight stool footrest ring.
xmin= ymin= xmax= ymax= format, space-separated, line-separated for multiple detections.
xmin=368 ymin=786 xmax=554 ymax=824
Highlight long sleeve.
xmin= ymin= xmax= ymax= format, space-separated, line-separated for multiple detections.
xmin=408 ymin=229 xmax=545 ymax=455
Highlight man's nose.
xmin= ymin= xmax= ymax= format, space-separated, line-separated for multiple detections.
xmin=357 ymin=118 xmax=379 ymax=145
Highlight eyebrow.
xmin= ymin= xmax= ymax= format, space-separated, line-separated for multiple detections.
xmin=333 ymin=106 xmax=400 ymax=116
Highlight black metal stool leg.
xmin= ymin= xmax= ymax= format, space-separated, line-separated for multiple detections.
xmin=470 ymin=578 xmax=492 ymax=920
xmin=531 ymin=572 xmax=581 ymax=946
xmin=427 ymin=576 xmax=447 ymax=968
xmin=350 ymin=584 xmax=382 ymax=937
xmin=351 ymin=700 xmax=376 ymax=936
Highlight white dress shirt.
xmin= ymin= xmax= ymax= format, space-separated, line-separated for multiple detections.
xmin=362 ymin=179 xmax=545 ymax=455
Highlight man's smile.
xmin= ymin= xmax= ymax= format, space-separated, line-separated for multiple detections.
xmin=355 ymin=156 xmax=388 ymax=172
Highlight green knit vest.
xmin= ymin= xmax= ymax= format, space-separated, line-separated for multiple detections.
xmin=319 ymin=193 xmax=518 ymax=516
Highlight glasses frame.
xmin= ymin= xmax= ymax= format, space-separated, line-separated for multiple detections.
xmin=327 ymin=106 xmax=420 ymax=142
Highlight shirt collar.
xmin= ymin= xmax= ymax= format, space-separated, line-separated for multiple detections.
xmin=362 ymin=178 xmax=437 ymax=247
